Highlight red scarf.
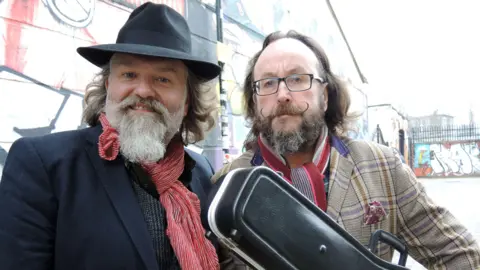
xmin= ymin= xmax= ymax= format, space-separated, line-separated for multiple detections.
xmin=98 ymin=114 xmax=219 ymax=270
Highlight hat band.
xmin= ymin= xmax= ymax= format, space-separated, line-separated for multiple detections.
xmin=116 ymin=29 xmax=191 ymax=53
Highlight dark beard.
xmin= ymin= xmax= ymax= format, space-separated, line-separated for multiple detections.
xmin=258 ymin=104 xmax=326 ymax=155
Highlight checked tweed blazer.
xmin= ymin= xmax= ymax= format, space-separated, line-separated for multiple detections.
xmin=211 ymin=136 xmax=480 ymax=270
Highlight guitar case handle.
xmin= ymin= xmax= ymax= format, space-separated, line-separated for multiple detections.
xmin=368 ymin=230 xmax=408 ymax=266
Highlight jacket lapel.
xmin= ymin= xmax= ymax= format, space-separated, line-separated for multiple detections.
xmin=85 ymin=126 xmax=158 ymax=270
xmin=326 ymin=136 xmax=354 ymax=223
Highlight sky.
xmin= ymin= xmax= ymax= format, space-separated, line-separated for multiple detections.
xmin=332 ymin=0 xmax=480 ymax=122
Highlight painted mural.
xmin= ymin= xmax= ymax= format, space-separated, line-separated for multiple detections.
xmin=413 ymin=142 xmax=480 ymax=177
xmin=0 ymin=0 xmax=186 ymax=176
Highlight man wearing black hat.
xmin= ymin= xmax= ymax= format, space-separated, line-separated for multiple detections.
xmin=0 ymin=3 xmax=223 ymax=270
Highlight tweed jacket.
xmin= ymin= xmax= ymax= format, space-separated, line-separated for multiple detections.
xmin=211 ymin=136 xmax=480 ymax=270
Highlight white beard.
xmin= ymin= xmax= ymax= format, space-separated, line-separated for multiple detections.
xmin=105 ymin=95 xmax=185 ymax=164
xmin=117 ymin=113 xmax=167 ymax=163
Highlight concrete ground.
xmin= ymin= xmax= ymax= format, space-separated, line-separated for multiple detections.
xmin=391 ymin=177 xmax=480 ymax=269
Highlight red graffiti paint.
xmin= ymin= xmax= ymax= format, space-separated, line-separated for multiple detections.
xmin=82 ymin=28 xmax=98 ymax=45
xmin=4 ymin=0 xmax=39 ymax=72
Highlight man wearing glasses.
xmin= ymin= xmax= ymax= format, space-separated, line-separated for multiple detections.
xmin=212 ymin=30 xmax=480 ymax=269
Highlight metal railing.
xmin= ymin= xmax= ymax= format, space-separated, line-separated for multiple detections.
xmin=410 ymin=124 xmax=480 ymax=144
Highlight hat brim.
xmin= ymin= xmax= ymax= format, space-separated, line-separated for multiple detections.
xmin=77 ymin=43 xmax=221 ymax=80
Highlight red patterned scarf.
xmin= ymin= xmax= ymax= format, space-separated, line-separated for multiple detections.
xmin=98 ymin=114 xmax=219 ymax=270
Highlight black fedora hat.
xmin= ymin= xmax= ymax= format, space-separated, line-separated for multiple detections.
xmin=77 ymin=3 xmax=221 ymax=80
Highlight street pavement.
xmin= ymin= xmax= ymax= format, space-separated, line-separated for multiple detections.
xmin=392 ymin=177 xmax=480 ymax=269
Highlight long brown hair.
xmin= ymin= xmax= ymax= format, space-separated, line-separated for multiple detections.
xmin=82 ymin=62 xmax=218 ymax=145
xmin=243 ymin=30 xmax=358 ymax=150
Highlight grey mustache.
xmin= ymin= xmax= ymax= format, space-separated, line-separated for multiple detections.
xmin=260 ymin=102 xmax=309 ymax=119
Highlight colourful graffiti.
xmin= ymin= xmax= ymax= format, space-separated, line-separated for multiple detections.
xmin=0 ymin=0 xmax=186 ymax=176
xmin=413 ymin=142 xmax=480 ymax=177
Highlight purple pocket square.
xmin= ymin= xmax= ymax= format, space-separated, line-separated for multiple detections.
xmin=364 ymin=201 xmax=387 ymax=225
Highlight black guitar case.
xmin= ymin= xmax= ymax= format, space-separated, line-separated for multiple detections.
xmin=207 ymin=166 xmax=409 ymax=270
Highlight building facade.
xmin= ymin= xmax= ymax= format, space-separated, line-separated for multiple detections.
xmin=0 ymin=0 xmax=369 ymax=174
xmin=367 ymin=104 xmax=409 ymax=164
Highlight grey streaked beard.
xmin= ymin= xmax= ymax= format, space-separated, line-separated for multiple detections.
xmin=265 ymin=118 xmax=323 ymax=155
xmin=104 ymin=93 xmax=185 ymax=164
xmin=117 ymin=113 xmax=168 ymax=163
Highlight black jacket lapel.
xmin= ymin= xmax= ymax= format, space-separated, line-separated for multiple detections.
xmin=85 ymin=126 xmax=158 ymax=270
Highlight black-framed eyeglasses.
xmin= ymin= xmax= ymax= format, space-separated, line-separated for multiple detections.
xmin=253 ymin=73 xmax=325 ymax=96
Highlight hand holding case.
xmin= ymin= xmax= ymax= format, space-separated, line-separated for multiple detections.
xmin=207 ymin=166 xmax=409 ymax=270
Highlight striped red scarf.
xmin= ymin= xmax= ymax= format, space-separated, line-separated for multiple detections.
xmin=97 ymin=113 xmax=219 ymax=270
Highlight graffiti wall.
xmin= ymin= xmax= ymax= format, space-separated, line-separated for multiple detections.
xmin=0 ymin=0 xmax=189 ymax=176
xmin=413 ymin=142 xmax=480 ymax=177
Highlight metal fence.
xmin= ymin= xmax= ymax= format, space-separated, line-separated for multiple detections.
xmin=410 ymin=124 xmax=480 ymax=144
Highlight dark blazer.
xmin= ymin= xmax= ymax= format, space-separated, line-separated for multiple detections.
xmin=0 ymin=126 xmax=216 ymax=270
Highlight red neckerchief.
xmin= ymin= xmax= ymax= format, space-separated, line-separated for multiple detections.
xmin=258 ymin=136 xmax=330 ymax=211
xmin=98 ymin=114 xmax=219 ymax=270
